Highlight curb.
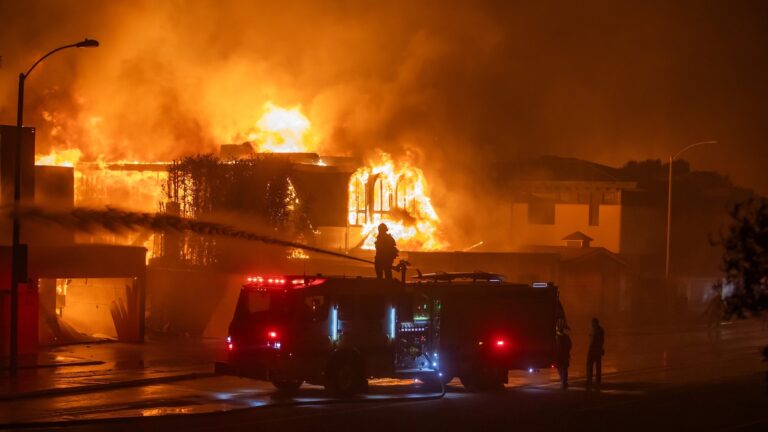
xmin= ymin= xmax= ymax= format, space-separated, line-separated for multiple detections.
xmin=0 ymin=371 xmax=216 ymax=402
xmin=0 ymin=360 xmax=104 ymax=372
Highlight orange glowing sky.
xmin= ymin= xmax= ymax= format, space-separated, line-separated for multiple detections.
xmin=1 ymin=0 xmax=767 ymax=197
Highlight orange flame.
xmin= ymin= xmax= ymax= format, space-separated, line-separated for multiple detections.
xmin=35 ymin=148 xmax=83 ymax=167
xmin=348 ymin=153 xmax=445 ymax=251
xmin=35 ymin=149 xmax=167 ymax=213
xmin=34 ymin=104 xmax=444 ymax=256
xmin=237 ymin=102 xmax=317 ymax=153
xmin=35 ymin=149 xmax=166 ymax=263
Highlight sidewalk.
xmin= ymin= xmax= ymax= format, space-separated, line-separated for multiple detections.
xmin=0 ymin=338 xmax=223 ymax=400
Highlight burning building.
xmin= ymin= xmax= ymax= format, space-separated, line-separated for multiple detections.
xmin=8 ymin=102 xmax=450 ymax=342
xmin=18 ymin=98 xmax=727 ymax=339
xmin=6 ymin=97 xmax=711 ymax=343
xmin=155 ymin=103 xmax=447 ymax=266
xmin=0 ymin=126 xmax=148 ymax=362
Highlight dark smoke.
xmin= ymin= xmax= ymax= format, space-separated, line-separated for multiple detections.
xmin=13 ymin=205 xmax=374 ymax=265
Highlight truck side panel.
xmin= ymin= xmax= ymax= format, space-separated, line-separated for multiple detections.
xmin=440 ymin=286 xmax=556 ymax=371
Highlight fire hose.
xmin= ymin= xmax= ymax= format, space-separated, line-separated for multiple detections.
xmin=10 ymin=205 xmax=376 ymax=265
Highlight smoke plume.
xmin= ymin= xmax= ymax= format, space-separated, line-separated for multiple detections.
xmin=2 ymin=0 xmax=768 ymax=246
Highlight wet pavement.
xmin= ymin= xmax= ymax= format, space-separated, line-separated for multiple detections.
xmin=0 ymin=376 xmax=447 ymax=425
xmin=0 ymin=339 xmax=221 ymax=400
xmin=0 ymin=320 xmax=766 ymax=429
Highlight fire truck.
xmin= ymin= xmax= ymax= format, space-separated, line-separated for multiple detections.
xmin=215 ymin=273 xmax=564 ymax=394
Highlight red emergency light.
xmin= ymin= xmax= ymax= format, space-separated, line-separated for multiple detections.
xmin=495 ymin=339 xmax=505 ymax=347
xmin=245 ymin=276 xmax=286 ymax=287
xmin=244 ymin=275 xmax=327 ymax=290
xmin=266 ymin=329 xmax=282 ymax=349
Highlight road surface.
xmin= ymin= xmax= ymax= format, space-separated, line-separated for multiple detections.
xmin=2 ymin=321 xmax=766 ymax=432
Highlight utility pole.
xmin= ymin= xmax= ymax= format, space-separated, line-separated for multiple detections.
xmin=665 ymin=140 xmax=717 ymax=280
xmin=9 ymin=39 xmax=99 ymax=375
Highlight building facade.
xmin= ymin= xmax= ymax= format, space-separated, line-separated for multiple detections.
xmin=509 ymin=180 xmax=636 ymax=254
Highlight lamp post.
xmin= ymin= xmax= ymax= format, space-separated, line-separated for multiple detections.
xmin=665 ymin=140 xmax=717 ymax=280
xmin=9 ymin=38 xmax=99 ymax=375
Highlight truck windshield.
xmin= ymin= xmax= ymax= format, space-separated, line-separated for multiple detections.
xmin=236 ymin=290 xmax=293 ymax=317
xmin=244 ymin=291 xmax=271 ymax=313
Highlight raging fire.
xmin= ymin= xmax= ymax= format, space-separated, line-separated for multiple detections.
xmin=348 ymin=153 xmax=445 ymax=251
xmin=34 ymin=102 xmax=445 ymax=256
xmin=35 ymin=151 xmax=167 ymax=213
xmin=35 ymin=149 xmax=167 ymax=262
xmin=237 ymin=102 xmax=318 ymax=153
xmin=35 ymin=148 xmax=82 ymax=167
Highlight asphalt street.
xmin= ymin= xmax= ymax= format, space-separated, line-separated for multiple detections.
xmin=2 ymin=321 xmax=767 ymax=432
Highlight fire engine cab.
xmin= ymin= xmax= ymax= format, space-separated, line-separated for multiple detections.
xmin=215 ymin=273 xmax=564 ymax=394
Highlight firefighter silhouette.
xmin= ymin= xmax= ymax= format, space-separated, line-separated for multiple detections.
xmin=374 ymin=223 xmax=398 ymax=279
xmin=586 ymin=317 xmax=605 ymax=388
xmin=556 ymin=325 xmax=572 ymax=389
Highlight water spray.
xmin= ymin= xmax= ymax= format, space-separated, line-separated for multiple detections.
xmin=11 ymin=205 xmax=375 ymax=265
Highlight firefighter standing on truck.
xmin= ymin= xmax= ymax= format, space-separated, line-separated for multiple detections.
xmin=374 ymin=223 xmax=398 ymax=279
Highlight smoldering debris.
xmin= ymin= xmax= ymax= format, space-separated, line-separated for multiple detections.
xmin=11 ymin=205 xmax=374 ymax=265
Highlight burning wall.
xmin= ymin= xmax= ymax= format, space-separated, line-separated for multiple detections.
xmin=348 ymin=153 xmax=445 ymax=251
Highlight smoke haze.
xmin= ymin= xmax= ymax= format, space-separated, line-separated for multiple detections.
xmin=1 ymin=1 xmax=767 ymax=207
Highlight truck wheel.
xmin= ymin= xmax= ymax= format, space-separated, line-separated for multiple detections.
xmin=271 ymin=379 xmax=303 ymax=393
xmin=326 ymin=354 xmax=365 ymax=397
xmin=478 ymin=368 xmax=506 ymax=391
xmin=440 ymin=374 xmax=455 ymax=385
xmin=478 ymin=376 xmax=505 ymax=391
xmin=418 ymin=373 xmax=444 ymax=392
xmin=460 ymin=368 xmax=505 ymax=392
xmin=437 ymin=356 xmax=455 ymax=385
xmin=459 ymin=374 xmax=479 ymax=391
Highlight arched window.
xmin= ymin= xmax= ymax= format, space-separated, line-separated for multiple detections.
xmin=395 ymin=174 xmax=415 ymax=212
xmin=371 ymin=174 xmax=392 ymax=222
xmin=348 ymin=173 xmax=367 ymax=226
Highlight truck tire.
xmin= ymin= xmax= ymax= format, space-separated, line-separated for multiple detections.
xmin=326 ymin=353 xmax=366 ymax=397
xmin=438 ymin=357 xmax=455 ymax=385
xmin=418 ymin=373 xmax=444 ymax=392
xmin=440 ymin=374 xmax=455 ymax=385
xmin=459 ymin=374 xmax=479 ymax=391
xmin=460 ymin=368 xmax=505 ymax=392
xmin=271 ymin=379 xmax=303 ymax=393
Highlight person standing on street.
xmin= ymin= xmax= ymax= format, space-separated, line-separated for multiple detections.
xmin=556 ymin=326 xmax=572 ymax=389
xmin=586 ymin=317 xmax=605 ymax=388
xmin=762 ymin=345 xmax=768 ymax=392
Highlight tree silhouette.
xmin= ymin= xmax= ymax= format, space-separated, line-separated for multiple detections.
xmin=162 ymin=154 xmax=312 ymax=265
xmin=715 ymin=196 xmax=768 ymax=318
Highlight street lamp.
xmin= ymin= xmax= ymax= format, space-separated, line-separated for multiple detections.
xmin=9 ymin=38 xmax=99 ymax=375
xmin=665 ymin=140 xmax=718 ymax=280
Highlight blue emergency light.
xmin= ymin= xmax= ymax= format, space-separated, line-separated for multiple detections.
xmin=330 ymin=306 xmax=339 ymax=342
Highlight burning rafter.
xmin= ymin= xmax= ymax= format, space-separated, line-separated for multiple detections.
xmin=348 ymin=153 xmax=445 ymax=251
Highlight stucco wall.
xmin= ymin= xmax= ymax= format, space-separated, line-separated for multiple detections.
xmin=510 ymin=203 xmax=622 ymax=252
